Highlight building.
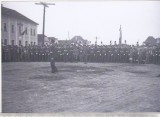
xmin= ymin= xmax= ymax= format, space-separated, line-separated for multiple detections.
xmin=38 ymin=34 xmax=49 ymax=46
xmin=58 ymin=40 xmax=71 ymax=45
xmin=48 ymin=37 xmax=58 ymax=44
xmin=143 ymin=36 xmax=158 ymax=46
xmin=58 ymin=36 xmax=90 ymax=46
xmin=71 ymin=36 xmax=89 ymax=45
xmin=1 ymin=6 xmax=38 ymax=46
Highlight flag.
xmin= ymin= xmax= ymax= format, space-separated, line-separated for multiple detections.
xmin=21 ymin=28 xmax=27 ymax=35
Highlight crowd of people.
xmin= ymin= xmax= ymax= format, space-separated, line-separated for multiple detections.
xmin=2 ymin=43 xmax=160 ymax=64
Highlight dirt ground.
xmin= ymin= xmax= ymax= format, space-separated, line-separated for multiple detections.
xmin=2 ymin=62 xmax=160 ymax=113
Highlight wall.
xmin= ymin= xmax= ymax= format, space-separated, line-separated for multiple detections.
xmin=1 ymin=15 xmax=38 ymax=46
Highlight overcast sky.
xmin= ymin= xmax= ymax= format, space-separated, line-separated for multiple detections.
xmin=2 ymin=1 xmax=160 ymax=45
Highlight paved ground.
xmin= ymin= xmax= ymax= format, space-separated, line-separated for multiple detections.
xmin=2 ymin=62 xmax=160 ymax=113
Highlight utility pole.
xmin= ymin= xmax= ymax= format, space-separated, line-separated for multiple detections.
xmin=35 ymin=2 xmax=55 ymax=46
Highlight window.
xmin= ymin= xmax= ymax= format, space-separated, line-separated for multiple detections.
xmin=31 ymin=29 xmax=32 ymax=36
xmin=19 ymin=26 xmax=22 ymax=34
xmin=11 ymin=40 xmax=14 ymax=45
xmin=34 ymin=29 xmax=35 ymax=36
xmin=11 ymin=25 xmax=14 ymax=33
xmin=19 ymin=40 xmax=21 ymax=46
xmin=4 ymin=39 xmax=7 ymax=45
xmin=25 ymin=27 xmax=28 ymax=35
xmin=25 ymin=41 xmax=28 ymax=46
xmin=4 ymin=23 xmax=7 ymax=32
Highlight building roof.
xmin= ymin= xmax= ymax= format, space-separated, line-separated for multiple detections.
xmin=38 ymin=34 xmax=47 ymax=37
xmin=143 ymin=36 xmax=156 ymax=45
xmin=1 ymin=6 xmax=38 ymax=25
xmin=58 ymin=40 xmax=72 ymax=44
xmin=38 ymin=34 xmax=47 ymax=41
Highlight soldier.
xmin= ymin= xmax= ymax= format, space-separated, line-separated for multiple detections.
xmin=12 ymin=45 xmax=17 ymax=62
xmin=145 ymin=48 xmax=150 ymax=64
xmin=26 ymin=46 xmax=30 ymax=62
xmin=61 ymin=45 xmax=64 ymax=62
xmin=119 ymin=46 xmax=123 ymax=63
xmin=69 ymin=45 xmax=74 ymax=62
xmin=56 ymin=46 xmax=60 ymax=62
xmin=107 ymin=46 xmax=112 ymax=62
xmin=105 ymin=46 xmax=109 ymax=62
xmin=73 ymin=45 xmax=79 ymax=62
xmin=129 ymin=47 xmax=134 ymax=64
xmin=42 ymin=46 xmax=46 ymax=62
xmin=10 ymin=45 xmax=14 ymax=62
xmin=138 ymin=48 xmax=143 ymax=64
xmin=126 ymin=47 xmax=130 ymax=63
xmin=136 ymin=42 xmax=139 ymax=47
xmin=50 ymin=44 xmax=55 ymax=59
xmin=34 ymin=46 xmax=39 ymax=62
xmin=123 ymin=46 xmax=129 ymax=63
xmin=24 ymin=46 xmax=27 ymax=62
xmin=110 ymin=46 xmax=114 ymax=63
xmin=63 ymin=45 xmax=69 ymax=62
xmin=89 ymin=45 xmax=94 ymax=62
xmin=30 ymin=46 xmax=34 ymax=62
xmin=82 ymin=44 xmax=88 ymax=64
xmin=113 ymin=46 xmax=118 ymax=63
xmin=50 ymin=58 xmax=58 ymax=73
xmin=101 ymin=45 xmax=106 ymax=62
xmin=87 ymin=46 xmax=91 ymax=62
xmin=43 ymin=46 xmax=47 ymax=62
xmin=97 ymin=46 xmax=101 ymax=62
xmin=40 ymin=46 xmax=43 ymax=61
xmin=116 ymin=46 xmax=121 ymax=62
xmin=46 ymin=46 xmax=50 ymax=62
xmin=125 ymin=40 xmax=127 ymax=45
xmin=20 ymin=46 xmax=25 ymax=61
xmin=94 ymin=45 xmax=99 ymax=62
xmin=59 ymin=46 xmax=63 ymax=62
xmin=3 ymin=45 xmax=9 ymax=62
xmin=2 ymin=45 xmax=5 ymax=62
xmin=151 ymin=47 xmax=156 ymax=64
xmin=155 ymin=46 xmax=159 ymax=64
xmin=158 ymin=47 xmax=160 ymax=64
xmin=79 ymin=45 xmax=83 ymax=62
xmin=133 ymin=47 xmax=138 ymax=63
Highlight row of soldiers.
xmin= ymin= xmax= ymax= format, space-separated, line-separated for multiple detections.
xmin=2 ymin=44 xmax=160 ymax=64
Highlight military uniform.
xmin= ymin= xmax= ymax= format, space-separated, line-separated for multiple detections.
xmin=82 ymin=45 xmax=88 ymax=63
xmin=73 ymin=46 xmax=79 ymax=62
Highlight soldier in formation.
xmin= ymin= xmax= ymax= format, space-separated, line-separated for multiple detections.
xmin=2 ymin=43 xmax=160 ymax=65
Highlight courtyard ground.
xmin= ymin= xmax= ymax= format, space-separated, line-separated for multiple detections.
xmin=2 ymin=62 xmax=160 ymax=112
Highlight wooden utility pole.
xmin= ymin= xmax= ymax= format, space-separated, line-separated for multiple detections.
xmin=35 ymin=2 xmax=55 ymax=46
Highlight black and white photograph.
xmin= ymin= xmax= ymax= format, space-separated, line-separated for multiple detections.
xmin=1 ymin=1 xmax=160 ymax=113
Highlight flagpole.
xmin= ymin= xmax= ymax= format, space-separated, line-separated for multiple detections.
xmin=68 ymin=32 xmax=70 ymax=40
xmin=119 ymin=25 xmax=122 ymax=45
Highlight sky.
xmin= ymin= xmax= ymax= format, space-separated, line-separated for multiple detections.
xmin=2 ymin=1 xmax=160 ymax=45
